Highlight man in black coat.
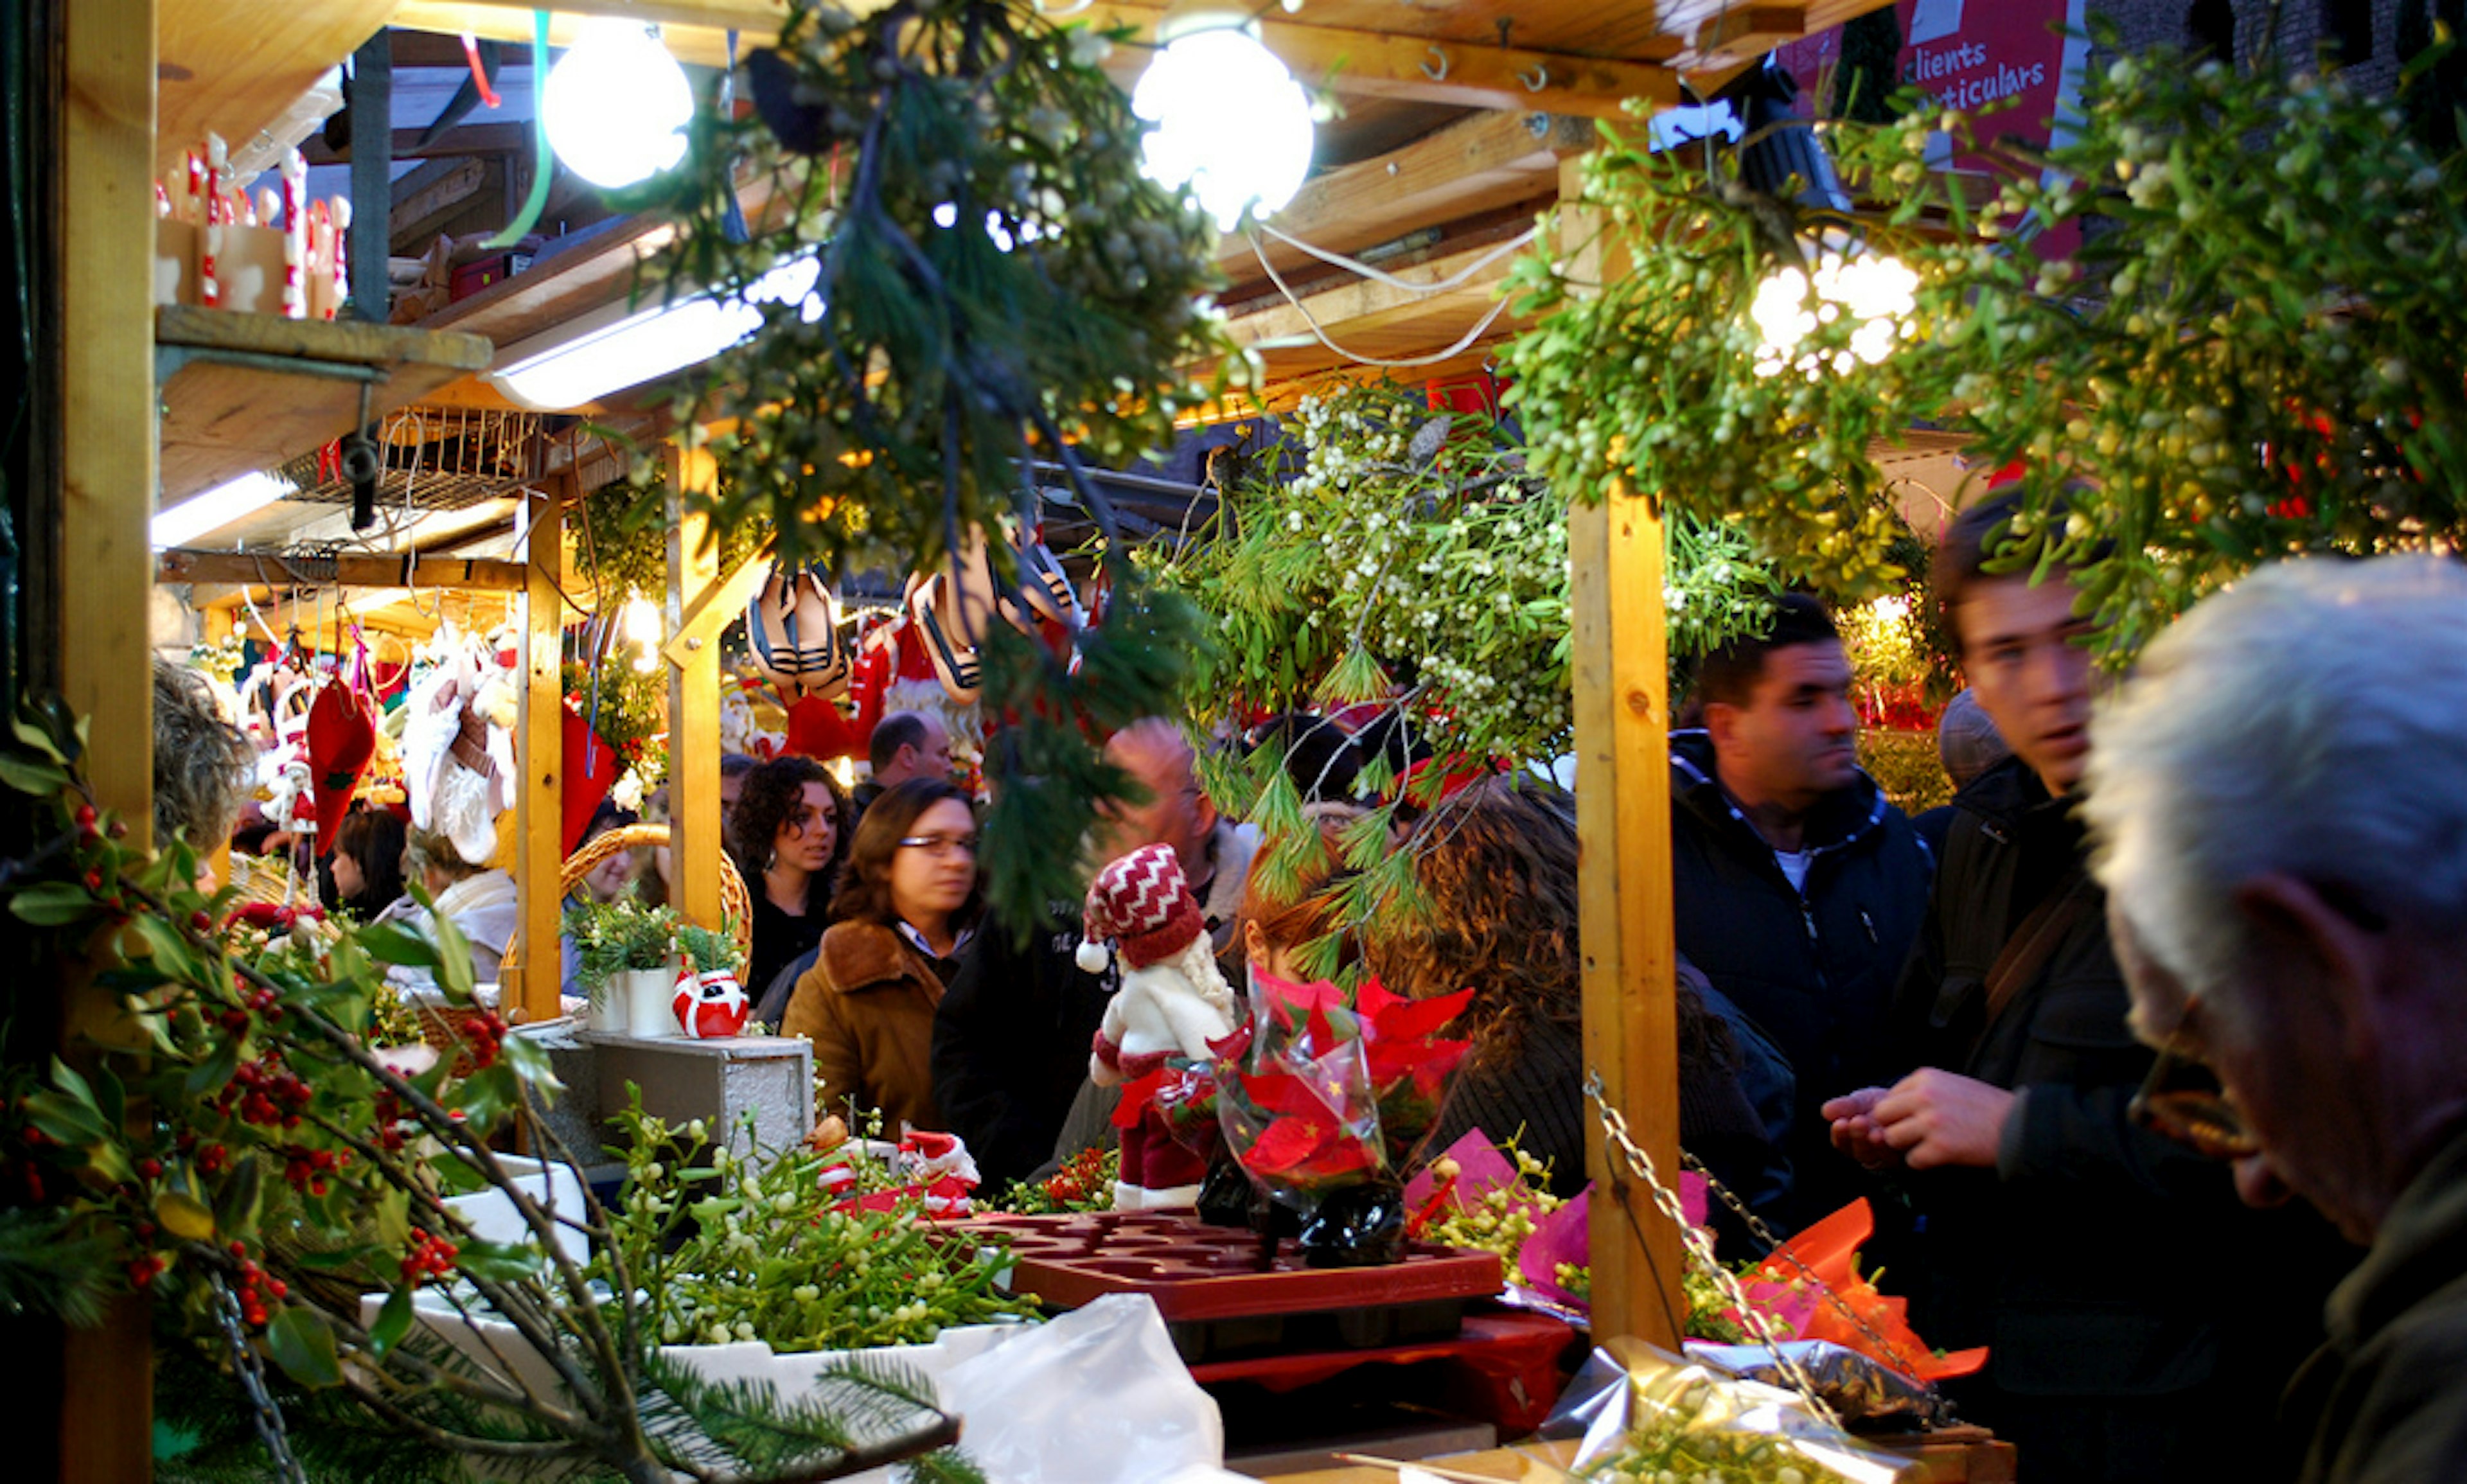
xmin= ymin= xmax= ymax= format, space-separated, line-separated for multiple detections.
xmin=1670 ymin=593 xmax=1932 ymax=1225
xmin=931 ymin=719 xmax=1253 ymax=1192
xmin=1825 ymin=491 xmax=2347 ymax=1484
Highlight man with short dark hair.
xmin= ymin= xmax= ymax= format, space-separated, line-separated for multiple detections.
xmin=1825 ymin=491 xmax=2344 ymax=1484
xmin=1671 ymin=592 xmax=1932 ymax=1223
xmin=853 ymin=711 xmax=950 ymax=820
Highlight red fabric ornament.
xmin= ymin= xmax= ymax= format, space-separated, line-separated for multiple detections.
xmin=1081 ymin=843 xmax=1203 ymax=970
xmin=305 ymin=682 xmax=375 ymax=844
xmin=560 ymin=707 xmax=621 ymax=856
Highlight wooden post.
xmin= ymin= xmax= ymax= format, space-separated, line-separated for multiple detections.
xmin=512 ymin=481 xmax=569 ymax=1025
xmin=58 ymin=0 xmax=157 ymax=1474
xmin=666 ymin=446 xmax=725 ymax=932
xmin=1564 ymin=157 xmax=1685 ymax=1352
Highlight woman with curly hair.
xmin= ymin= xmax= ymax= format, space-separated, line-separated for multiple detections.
xmin=728 ymin=756 xmax=852 ymax=1007
xmin=1357 ymin=776 xmax=1796 ymax=1221
xmin=152 ymin=658 xmax=256 ymax=871
xmin=781 ymin=779 xmax=981 ymax=1132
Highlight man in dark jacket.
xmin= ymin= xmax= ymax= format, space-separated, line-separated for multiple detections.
xmin=931 ymin=719 xmax=1253 ymax=1191
xmin=1825 ymin=492 xmax=2346 ymax=1484
xmin=1671 ymin=593 xmax=1932 ymax=1223
xmin=2080 ymin=554 xmax=2467 ymax=1484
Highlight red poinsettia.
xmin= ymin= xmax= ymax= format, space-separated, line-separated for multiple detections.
xmin=1226 ymin=974 xmax=1476 ymax=1195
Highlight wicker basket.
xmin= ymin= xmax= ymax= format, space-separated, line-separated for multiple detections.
xmin=495 ymin=822 xmax=754 ymax=992
xmin=412 ymin=826 xmax=752 ymax=1068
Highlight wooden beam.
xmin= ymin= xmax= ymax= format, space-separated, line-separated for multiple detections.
xmin=1564 ymin=157 xmax=1683 ymax=1354
xmin=390 ymin=157 xmax=490 ymax=242
xmin=666 ymin=449 xmax=725 ymax=934
xmin=157 ymin=0 xmax=396 ymax=176
xmin=306 ymin=121 xmax=530 ymax=168
xmin=660 ymin=549 xmax=770 ymax=672
xmin=389 ymin=2 xmax=788 ymax=69
xmin=60 ymin=0 xmax=157 ymax=1473
xmin=1090 ymin=3 xmax=1679 ymax=118
xmin=512 ymin=482 xmax=569 ymax=1026
xmin=1220 ymin=110 xmax=1593 ymax=281
xmin=1226 ymin=235 xmax=1528 ymax=379
xmin=1685 ymin=3 xmax=1808 ymax=71
xmin=156 ymin=549 xmax=531 ymax=592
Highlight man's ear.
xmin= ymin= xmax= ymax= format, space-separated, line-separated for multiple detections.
xmin=2231 ymin=872 xmax=2385 ymax=1062
xmin=1704 ymin=700 xmax=1743 ymax=753
xmin=1192 ymin=788 xmax=1221 ymax=836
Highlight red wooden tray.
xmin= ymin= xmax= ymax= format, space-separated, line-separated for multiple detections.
xmin=969 ymin=1210 xmax=1504 ymax=1323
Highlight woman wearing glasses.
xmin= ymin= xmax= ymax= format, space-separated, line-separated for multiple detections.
xmin=781 ymin=779 xmax=981 ymax=1133
xmin=729 ymin=756 xmax=852 ymax=1012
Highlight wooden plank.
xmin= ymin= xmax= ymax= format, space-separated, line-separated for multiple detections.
xmin=156 ymin=548 xmax=531 ymax=592
xmin=1563 ymin=157 xmax=1683 ymax=1354
xmin=1090 ymin=3 xmax=1679 ymax=118
xmin=61 ymin=1 xmax=159 ymax=1475
xmin=156 ymin=0 xmax=396 ymax=177
xmin=660 ymin=549 xmax=769 ymax=671
xmin=513 ymin=482 xmax=569 ymax=1027
xmin=155 ymin=306 xmax=494 ymax=505
xmin=1217 ymin=110 xmax=1593 ymax=281
xmin=389 ymin=156 xmax=490 ymax=247
xmin=667 ymin=449 xmax=726 ymax=934
xmin=303 ymin=121 xmax=529 ymax=167
xmin=389 ymin=1 xmax=788 ymax=69
xmin=1225 ymin=231 xmax=1534 ymax=384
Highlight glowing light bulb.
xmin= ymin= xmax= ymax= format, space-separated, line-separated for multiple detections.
xmin=542 ymin=21 xmax=693 ymax=189
xmin=1133 ymin=16 xmax=1314 ymax=231
xmin=1750 ymin=243 xmax=1917 ymax=378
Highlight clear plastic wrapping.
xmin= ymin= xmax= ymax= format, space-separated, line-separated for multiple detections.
xmin=1546 ymin=1344 xmax=1914 ymax=1484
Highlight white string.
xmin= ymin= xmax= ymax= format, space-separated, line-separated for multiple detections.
xmin=1246 ymin=229 xmax=1518 ymax=369
xmin=1255 ymin=219 xmax=1543 ymax=294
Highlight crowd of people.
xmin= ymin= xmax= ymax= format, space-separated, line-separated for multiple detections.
xmin=142 ymin=506 xmax=2467 ymax=1484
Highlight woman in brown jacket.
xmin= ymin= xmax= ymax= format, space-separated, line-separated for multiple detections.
xmin=781 ymin=779 xmax=981 ymax=1133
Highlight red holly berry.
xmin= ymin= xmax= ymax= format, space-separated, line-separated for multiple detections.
xmin=74 ymin=805 xmax=96 ymax=829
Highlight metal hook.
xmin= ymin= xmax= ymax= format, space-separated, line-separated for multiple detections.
xmin=1521 ymin=63 xmax=1549 ymax=93
xmin=1420 ymin=44 xmax=1449 ymax=82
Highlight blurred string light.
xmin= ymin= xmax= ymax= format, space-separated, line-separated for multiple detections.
xmin=542 ymin=20 xmax=693 ymax=189
xmin=622 ymin=592 xmax=663 ymax=674
xmin=1751 ymin=236 xmax=1921 ymax=379
xmin=1131 ymin=3 xmax=1314 ymax=231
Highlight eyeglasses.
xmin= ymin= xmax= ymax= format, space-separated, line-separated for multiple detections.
xmin=2127 ymin=995 xmax=2261 ymax=1162
xmin=897 ymin=833 xmax=979 ymax=859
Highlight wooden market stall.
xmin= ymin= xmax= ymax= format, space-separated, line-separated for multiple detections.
xmin=40 ymin=0 xmax=1904 ymax=1477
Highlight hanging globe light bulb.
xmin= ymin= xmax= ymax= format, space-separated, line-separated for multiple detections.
xmin=1132 ymin=6 xmax=1314 ymax=231
xmin=542 ymin=20 xmax=694 ymax=189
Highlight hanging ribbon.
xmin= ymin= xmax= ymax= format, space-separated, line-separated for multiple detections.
xmin=482 ymin=10 xmax=554 ymax=249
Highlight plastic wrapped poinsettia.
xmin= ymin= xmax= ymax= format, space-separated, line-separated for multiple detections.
xmin=1215 ymin=973 xmax=1474 ymax=1266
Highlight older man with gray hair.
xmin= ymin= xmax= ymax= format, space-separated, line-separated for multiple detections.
xmin=2083 ymin=552 xmax=2467 ymax=1484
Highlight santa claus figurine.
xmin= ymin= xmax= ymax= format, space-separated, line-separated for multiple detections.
xmin=1080 ymin=843 xmax=1241 ymax=1210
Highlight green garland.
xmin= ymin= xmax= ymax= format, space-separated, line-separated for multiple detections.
xmin=1507 ymin=22 xmax=2467 ymax=664
xmin=632 ymin=0 xmax=1234 ymax=576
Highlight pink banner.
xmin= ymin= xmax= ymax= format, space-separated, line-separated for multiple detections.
xmin=1782 ymin=0 xmax=2092 ymax=256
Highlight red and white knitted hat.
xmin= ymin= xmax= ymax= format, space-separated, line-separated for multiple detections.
xmin=1075 ymin=842 xmax=1204 ymax=974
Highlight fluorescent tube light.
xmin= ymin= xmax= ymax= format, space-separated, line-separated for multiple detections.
xmin=152 ymin=470 xmax=295 ymax=549
xmin=486 ymin=254 xmax=824 ymax=412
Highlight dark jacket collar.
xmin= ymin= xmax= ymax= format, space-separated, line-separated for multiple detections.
xmin=1669 ymin=729 xmax=1891 ymax=856
xmin=1952 ymin=754 xmax=2082 ymax=842
xmin=2326 ymin=1120 xmax=2467 ymax=1355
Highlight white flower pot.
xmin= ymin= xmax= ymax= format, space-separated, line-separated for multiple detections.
xmin=586 ymin=982 xmax=624 ymax=1033
xmin=623 ymin=961 xmax=684 ymax=1038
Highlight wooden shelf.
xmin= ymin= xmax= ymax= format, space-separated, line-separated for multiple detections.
xmin=157 ymin=0 xmax=396 ymax=178
xmin=155 ymin=305 xmax=493 ymax=504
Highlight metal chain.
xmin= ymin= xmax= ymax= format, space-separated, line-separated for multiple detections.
xmin=1585 ymin=1072 xmax=1841 ymax=1429
xmin=1678 ymin=1149 xmax=1940 ymax=1386
xmin=209 ymin=1271 xmax=310 ymax=1484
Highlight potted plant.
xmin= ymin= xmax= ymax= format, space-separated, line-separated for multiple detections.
xmin=565 ymin=896 xmax=686 ymax=1038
